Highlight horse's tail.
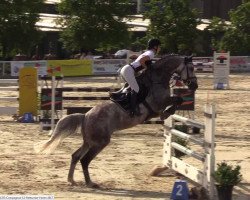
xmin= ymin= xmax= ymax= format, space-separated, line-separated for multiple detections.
xmin=34 ymin=113 xmax=85 ymax=155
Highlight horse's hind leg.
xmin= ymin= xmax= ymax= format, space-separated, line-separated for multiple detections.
xmin=80 ymin=142 xmax=109 ymax=188
xmin=68 ymin=142 xmax=89 ymax=185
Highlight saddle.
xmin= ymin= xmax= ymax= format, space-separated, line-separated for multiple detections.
xmin=109 ymin=84 xmax=148 ymax=114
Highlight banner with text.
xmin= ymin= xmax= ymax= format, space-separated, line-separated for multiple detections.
xmin=93 ymin=59 xmax=127 ymax=75
xmin=47 ymin=59 xmax=92 ymax=76
xmin=11 ymin=60 xmax=47 ymax=76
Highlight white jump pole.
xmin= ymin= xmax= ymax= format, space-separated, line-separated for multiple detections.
xmin=0 ymin=79 xmax=18 ymax=84
xmin=51 ymin=75 xmax=55 ymax=131
xmin=163 ymin=103 xmax=216 ymax=199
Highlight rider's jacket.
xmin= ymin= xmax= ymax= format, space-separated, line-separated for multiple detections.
xmin=130 ymin=50 xmax=155 ymax=72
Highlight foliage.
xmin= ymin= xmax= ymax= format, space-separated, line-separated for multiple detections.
xmin=205 ymin=17 xmax=229 ymax=52
xmin=213 ymin=162 xmax=242 ymax=186
xmin=57 ymin=0 xmax=131 ymax=52
xmin=174 ymin=124 xmax=188 ymax=133
xmin=130 ymin=37 xmax=147 ymax=52
xmin=205 ymin=1 xmax=250 ymax=55
xmin=220 ymin=1 xmax=250 ymax=55
xmin=144 ymin=0 xmax=200 ymax=54
xmin=173 ymin=136 xmax=188 ymax=147
xmin=0 ymin=0 xmax=43 ymax=59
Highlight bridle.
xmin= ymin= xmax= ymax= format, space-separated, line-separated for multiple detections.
xmin=176 ymin=60 xmax=197 ymax=86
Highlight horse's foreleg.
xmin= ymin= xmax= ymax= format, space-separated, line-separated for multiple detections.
xmin=160 ymin=105 xmax=177 ymax=120
xmin=80 ymin=141 xmax=109 ymax=188
xmin=160 ymin=96 xmax=183 ymax=120
xmin=68 ymin=143 xmax=89 ymax=185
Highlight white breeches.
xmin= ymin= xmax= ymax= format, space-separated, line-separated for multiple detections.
xmin=120 ymin=64 xmax=139 ymax=93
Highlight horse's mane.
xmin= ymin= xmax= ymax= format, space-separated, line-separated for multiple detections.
xmin=139 ymin=54 xmax=181 ymax=86
xmin=153 ymin=54 xmax=180 ymax=69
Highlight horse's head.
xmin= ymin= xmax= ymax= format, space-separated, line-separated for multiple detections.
xmin=137 ymin=54 xmax=198 ymax=114
xmin=175 ymin=55 xmax=198 ymax=91
xmin=151 ymin=54 xmax=198 ymax=91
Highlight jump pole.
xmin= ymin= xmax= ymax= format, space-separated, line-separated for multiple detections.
xmin=163 ymin=104 xmax=216 ymax=199
xmin=47 ymin=66 xmax=61 ymax=131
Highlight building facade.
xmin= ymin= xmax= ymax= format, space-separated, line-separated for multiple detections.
xmin=202 ymin=0 xmax=242 ymax=20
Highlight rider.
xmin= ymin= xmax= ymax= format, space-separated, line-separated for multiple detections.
xmin=120 ymin=38 xmax=161 ymax=116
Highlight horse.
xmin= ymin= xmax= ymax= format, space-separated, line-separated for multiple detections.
xmin=34 ymin=54 xmax=198 ymax=188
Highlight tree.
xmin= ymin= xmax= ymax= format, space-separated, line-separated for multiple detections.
xmin=57 ymin=0 xmax=131 ymax=53
xmin=144 ymin=0 xmax=200 ymax=54
xmin=0 ymin=0 xmax=43 ymax=59
xmin=220 ymin=0 xmax=250 ymax=55
xmin=204 ymin=17 xmax=228 ymax=52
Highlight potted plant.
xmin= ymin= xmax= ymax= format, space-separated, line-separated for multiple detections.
xmin=213 ymin=161 xmax=242 ymax=200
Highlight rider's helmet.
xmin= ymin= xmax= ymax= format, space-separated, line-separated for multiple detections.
xmin=147 ymin=38 xmax=161 ymax=50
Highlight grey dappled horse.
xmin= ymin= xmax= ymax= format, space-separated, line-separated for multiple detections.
xmin=35 ymin=54 xmax=198 ymax=188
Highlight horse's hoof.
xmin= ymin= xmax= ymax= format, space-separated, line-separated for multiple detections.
xmin=68 ymin=179 xmax=78 ymax=186
xmin=160 ymin=112 xmax=171 ymax=120
xmin=87 ymin=182 xmax=100 ymax=189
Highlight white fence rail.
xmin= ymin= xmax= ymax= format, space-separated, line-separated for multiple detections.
xmin=163 ymin=104 xmax=216 ymax=199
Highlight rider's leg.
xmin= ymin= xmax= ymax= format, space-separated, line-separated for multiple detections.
xmin=120 ymin=65 xmax=139 ymax=93
xmin=120 ymin=65 xmax=141 ymax=116
xmin=130 ymin=90 xmax=141 ymax=116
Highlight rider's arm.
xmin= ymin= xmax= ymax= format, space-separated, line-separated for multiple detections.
xmin=139 ymin=55 xmax=151 ymax=70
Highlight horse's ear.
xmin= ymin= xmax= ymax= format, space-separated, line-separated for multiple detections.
xmin=185 ymin=55 xmax=193 ymax=64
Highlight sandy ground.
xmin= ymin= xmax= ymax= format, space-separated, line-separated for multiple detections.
xmin=0 ymin=73 xmax=250 ymax=200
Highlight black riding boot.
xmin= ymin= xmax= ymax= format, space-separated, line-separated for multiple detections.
xmin=109 ymin=83 xmax=129 ymax=99
xmin=130 ymin=90 xmax=141 ymax=117
xmin=112 ymin=83 xmax=129 ymax=94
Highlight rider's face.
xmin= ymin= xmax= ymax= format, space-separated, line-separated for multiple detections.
xmin=156 ymin=46 xmax=161 ymax=54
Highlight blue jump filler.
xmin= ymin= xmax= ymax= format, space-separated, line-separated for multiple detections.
xmin=22 ymin=112 xmax=34 ymax=123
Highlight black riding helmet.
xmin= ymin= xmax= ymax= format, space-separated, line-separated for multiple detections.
xmin=147 ymin=38 xmax=161 ymax=49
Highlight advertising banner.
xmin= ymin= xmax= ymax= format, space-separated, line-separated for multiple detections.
xmin=230 ymin=56 xmax=250 ymax=72
xmin=93 ymin=59 xmax=127 ymax=75
xmin=11 ymin=60 xmax=47 ymax=76
xmin=193 ymin=57 xmax=213 ymax=73
xmin=47 ymin=59 xmax=92 ymax=76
